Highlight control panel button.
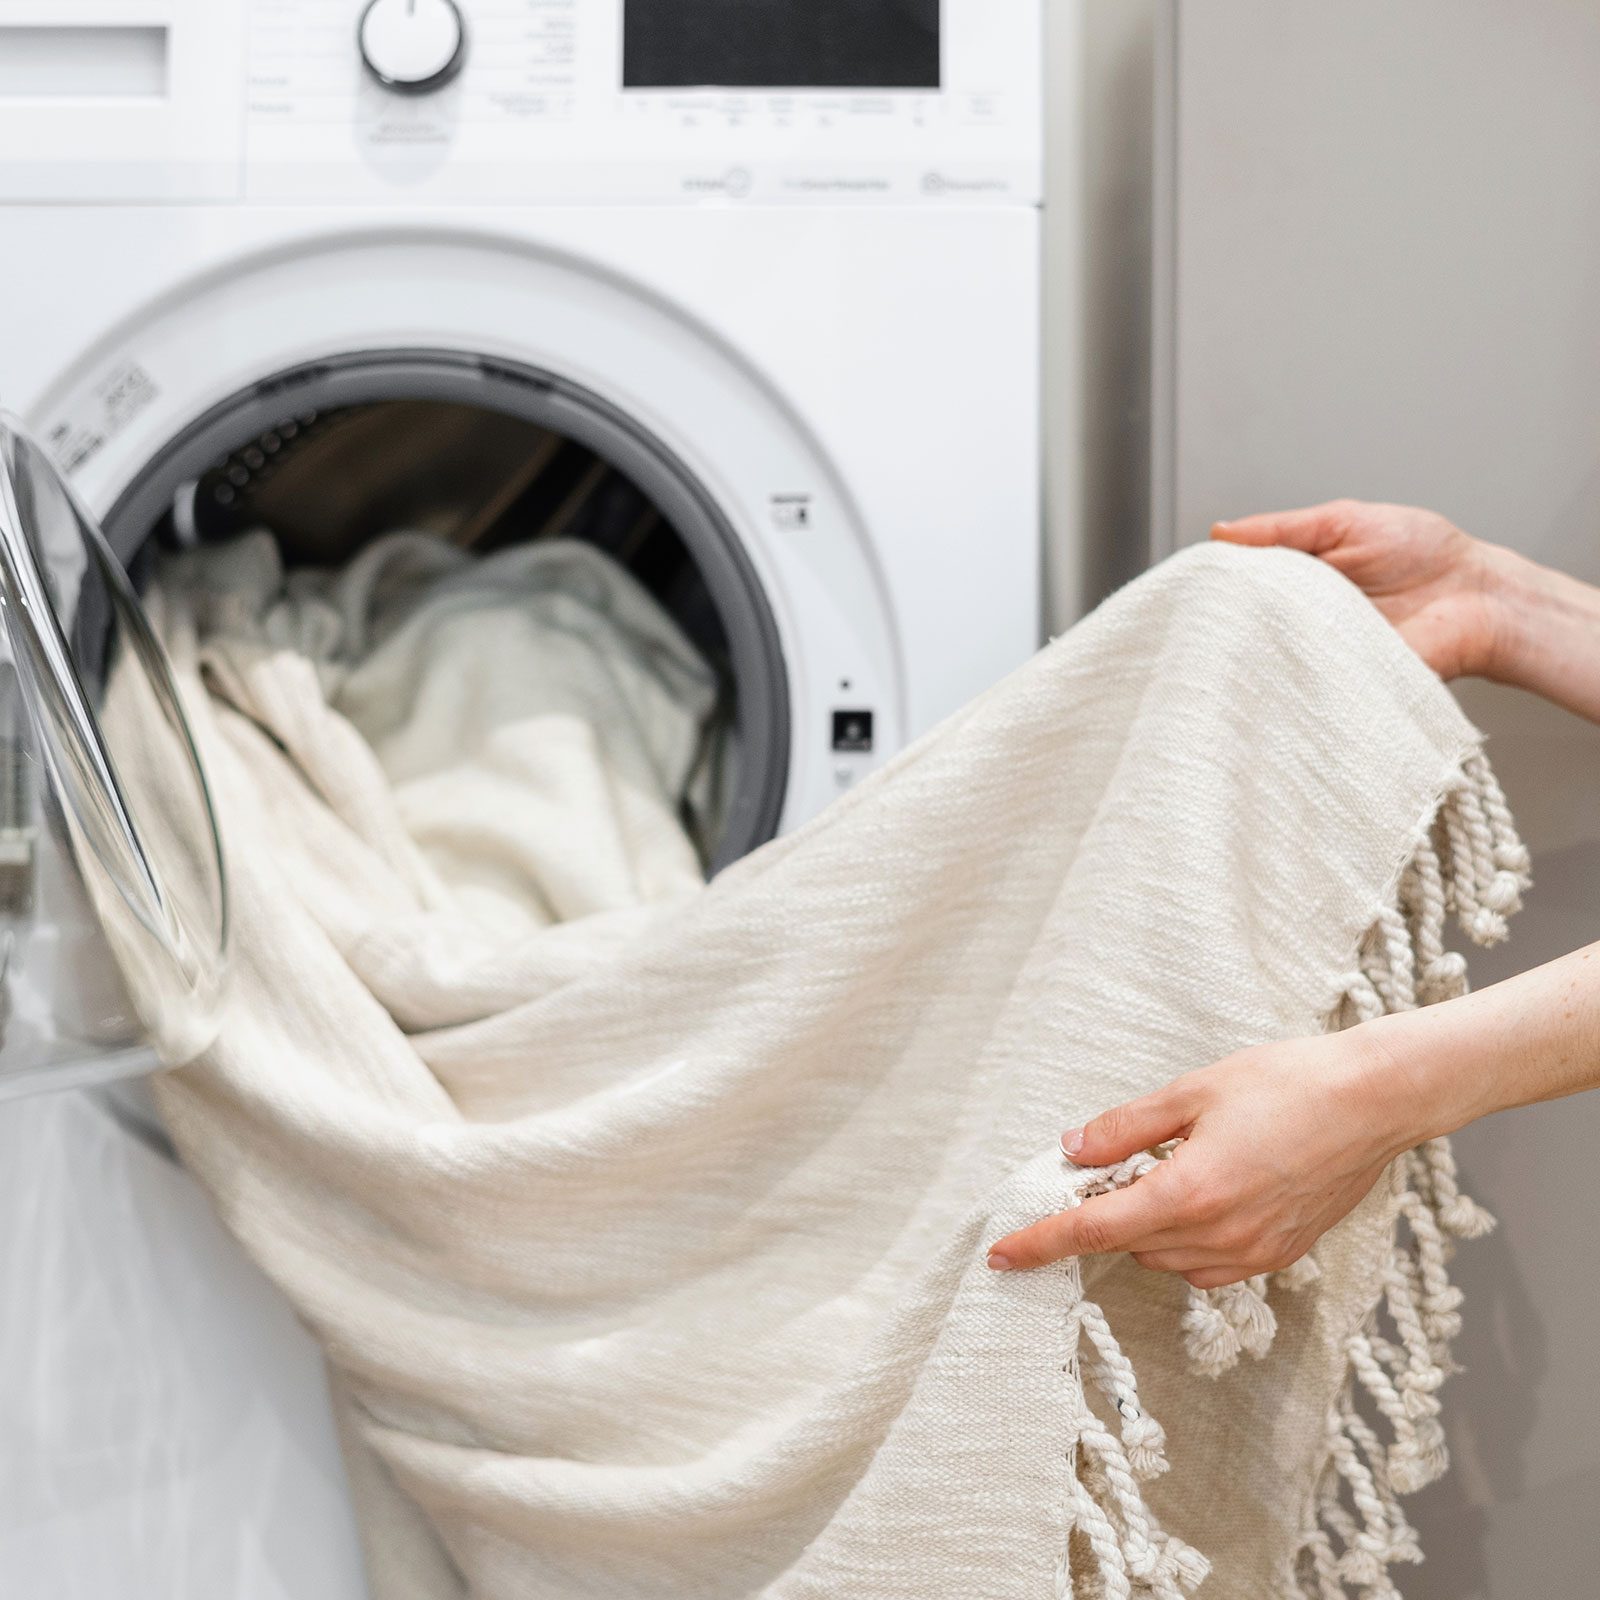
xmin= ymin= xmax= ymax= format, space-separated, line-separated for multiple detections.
xmin=831 ymin=709 xmax=874 ymax=754
xmin=359 ymin=0 xmax=467 ymax=95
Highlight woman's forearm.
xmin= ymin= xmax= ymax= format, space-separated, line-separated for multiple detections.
xmin=1366 ymin=941 xmax=1600 ymax=1148
xmin=1482 ymin=542 xmax=1600 ymax=722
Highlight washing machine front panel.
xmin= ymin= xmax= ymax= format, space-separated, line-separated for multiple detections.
xmin=0 ymin=204 xmax=1042 ymax=836
xmin=10 ymin=220 xmax=912 ymax=840
xmin=0 ymin=0 xmax=1043 ymax=205
xmin=0 ymin=8 xmax=1048 ymax=1592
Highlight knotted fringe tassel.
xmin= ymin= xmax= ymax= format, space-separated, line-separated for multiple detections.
xmin=1058 ymin=1156 xmax=1211 ymax=1599
xmin=1279 ymin=752 xmax=1528 ymax=1599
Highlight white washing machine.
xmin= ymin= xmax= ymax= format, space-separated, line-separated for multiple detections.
xmin=0 ymin=2 xmax=1047 ymax=1594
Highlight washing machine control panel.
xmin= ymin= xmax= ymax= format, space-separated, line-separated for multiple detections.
xmin=0 ymin=0 xmax=1041 ymax=204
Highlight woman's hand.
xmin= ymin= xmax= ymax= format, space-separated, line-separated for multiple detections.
xmin=1212 ymin=500 xmax=1509 ymax=682
xmin=986 ymin=1028 xmax=1430 ymax=1289
xmin=1213 ymin=496 xmax=1600 ymax=726
xmin=987 ymin=942 xmax=1600 ymax=1284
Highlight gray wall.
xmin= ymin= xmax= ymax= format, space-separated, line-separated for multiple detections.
xmin=1149 ymin=3 xmax=1600 ymax=1593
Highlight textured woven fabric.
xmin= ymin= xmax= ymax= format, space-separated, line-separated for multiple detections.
xmin=121 ymin=537 xmax=1523 ymax=1599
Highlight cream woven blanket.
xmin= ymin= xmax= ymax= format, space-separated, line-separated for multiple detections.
xmin=125 ymin=535 xmax=1526 ymax=1600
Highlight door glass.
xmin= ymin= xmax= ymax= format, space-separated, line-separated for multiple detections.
xmin=0 ymin=414 xmax=227 ymax=1100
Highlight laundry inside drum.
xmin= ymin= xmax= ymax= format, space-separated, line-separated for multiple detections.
xmin=138 ymin=396 xmax=753 ymax=870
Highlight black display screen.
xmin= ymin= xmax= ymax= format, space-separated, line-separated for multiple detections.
xmin=623 ymin=0 xmax=941 ymax=91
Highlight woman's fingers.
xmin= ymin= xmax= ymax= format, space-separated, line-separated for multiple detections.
xmin=1210 ymin=502 xmax=1353 ymax=555
xmin=1181 ymin=1266 xmax=1255 ymax=1290
xmin=987 ymin=1164 xmax=1182 ymax=1271
xmin=1063 ymin=1084 xmax=1196 ymax=1168
xmin=1130 ymin=1248 xmax=1229 ymax=1273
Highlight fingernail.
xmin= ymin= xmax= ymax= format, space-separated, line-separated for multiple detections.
xmin=1061 ymin=1128 xmax=1085 ymax=1158
xmin=987 ymin=1251 xmax=1014 ymax=1272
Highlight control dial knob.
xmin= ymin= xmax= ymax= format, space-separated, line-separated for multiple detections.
xmin=358 ymin=0 xmax=466 ymax=95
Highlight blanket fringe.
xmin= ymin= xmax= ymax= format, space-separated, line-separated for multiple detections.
xmin=1058 ymin=752 xmax=1525 ymax=1599
xmin=1281 ymin=751 xmax=1526 ymax=1599
xmin=1060 ymin=1157 xmax=1212 ymax=1598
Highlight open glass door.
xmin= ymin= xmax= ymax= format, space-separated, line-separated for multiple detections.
xmin=0 ymin=414 xmax=227 ymax=1100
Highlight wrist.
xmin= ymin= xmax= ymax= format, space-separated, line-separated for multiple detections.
xmin=1316 ymin=1024 xmax=1434 ymax=1164
xmin=1350 ymin=1008 xmax=1498 ymax=1150
xmin=1466 ymin=539 xmax=1535 ymax=685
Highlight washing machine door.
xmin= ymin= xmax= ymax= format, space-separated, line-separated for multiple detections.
xmin=0 ymin=413 xmax=226 ymax=1101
